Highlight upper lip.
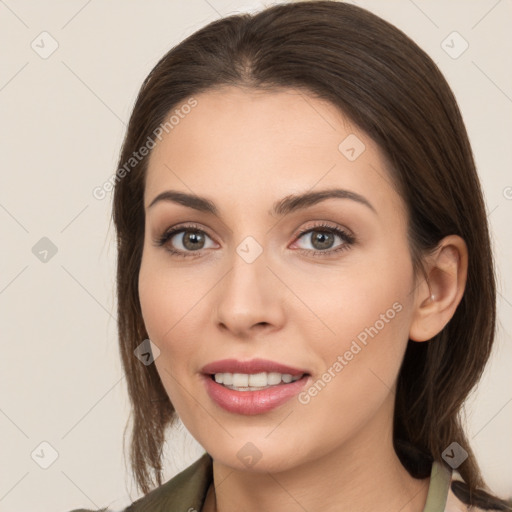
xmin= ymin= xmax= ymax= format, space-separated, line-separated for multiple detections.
xmin=201 ymin=358 xmax=308 ymax=377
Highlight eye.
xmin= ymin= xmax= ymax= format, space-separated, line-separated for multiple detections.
xmin=153 ymin=223 xmax=217 ymax=257
xmin=292 ymin=222 xmax=355 ymax=256
xmin=153 ymin=221 xmax=355 ymax=258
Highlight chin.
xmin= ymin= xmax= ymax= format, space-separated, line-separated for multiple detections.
xmin=201 ymin=434 xmax=317 ymax=475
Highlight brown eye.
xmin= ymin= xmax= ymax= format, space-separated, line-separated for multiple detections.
xmin=177 ymin=230 xmax=206 ymax=251
xmin=304 ymin=230 xmax=336 ymax=250
xmin=154 ymin=223 xmax=217 ymax=257
xmin=293 ymin=223 xmax=355 ymax=257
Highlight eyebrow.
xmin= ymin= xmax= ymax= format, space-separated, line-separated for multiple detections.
xmin=147 ymin=188 xmax=377 ymax=216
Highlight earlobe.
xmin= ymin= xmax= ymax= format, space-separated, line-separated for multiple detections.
xmin=409 ymin=235 xmax=468 ymax=342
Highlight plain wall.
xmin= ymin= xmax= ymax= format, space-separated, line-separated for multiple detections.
xmin=0 ymin=1 xmax=511 ymax=511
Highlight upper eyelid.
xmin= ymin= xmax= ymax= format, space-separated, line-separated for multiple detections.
xmin=161 ymin=220 xmax=347 ymax=235
xmin=159 ymin=221 xmax=352 ymax=246
xmin=159 ymin=225 xmax=353 ymax=261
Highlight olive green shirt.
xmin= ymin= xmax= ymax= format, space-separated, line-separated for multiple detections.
xmin=68 ymin=453 xmax=480 ymax=512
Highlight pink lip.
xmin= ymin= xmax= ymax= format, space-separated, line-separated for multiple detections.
xmin=201 ymin=358 xmax=308 ymax=376
xmin=201 ymin=358 xmax=310 ymax=415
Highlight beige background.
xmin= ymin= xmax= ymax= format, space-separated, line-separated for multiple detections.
xmin=0 ymin=0 xmax=511 ymax=511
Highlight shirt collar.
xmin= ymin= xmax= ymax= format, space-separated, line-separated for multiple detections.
xmin=125 ymin=454 xmax=455 ymax=512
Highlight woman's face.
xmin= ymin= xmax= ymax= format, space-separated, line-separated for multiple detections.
xmin=139 ymin=86 xmax=419 ymax=472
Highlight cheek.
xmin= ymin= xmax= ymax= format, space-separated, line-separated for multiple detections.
xmin=139 ymin=248 xmax=197 ymax=342
xmin=138 ymin=260 xmax=197 ymax=416
xmin=299 ymin=237 xmax=413 ymax=343
xmin=138 ymin=253 xmax=190 ymax=371
xmin=303 ymin=237 xmax=415 ymax=392
xmin=138 ymin=250 xmax=211 ymax=391
xmin=290 ymin=261 xmax=414 ymax=450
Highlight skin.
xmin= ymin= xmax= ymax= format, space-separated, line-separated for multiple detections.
xmin=138 ymin=86 xmax=468 ymax=512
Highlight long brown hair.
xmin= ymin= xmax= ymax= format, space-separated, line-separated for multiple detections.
xmin=112 ymin=0 xmax=507 ymax=507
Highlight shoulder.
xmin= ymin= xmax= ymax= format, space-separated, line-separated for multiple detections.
xmin=124 ymin=452 xmax=212 ymax=512
xmin=66 ymin=453 xmax=213 ymax=512
xmin=445 ymin=471 xmax=511 ymax=512
xmin=425 ymin=461 xmax=510 ymax=512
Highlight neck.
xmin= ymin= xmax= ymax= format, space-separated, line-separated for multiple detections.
xmin=205 ymin=399 xmax=430 ymax=512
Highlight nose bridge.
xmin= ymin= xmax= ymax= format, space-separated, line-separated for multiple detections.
xmin=222 ymin=209 xmax=272 ymax=286
xmin=223 ymin=234 xmax=271 ymax=304
xmin=213 ymin=230 xmax=284 ymax=335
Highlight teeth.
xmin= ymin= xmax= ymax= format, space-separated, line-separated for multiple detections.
xmin=212 ymin=372 xmax=303 ymax=390
xmin=267 ymin=372 xmax=282 ymax=385
xmin=248 ymin=372 xmax=266 ymax=387
xmin=232 ymin=373 xmax=249 ymax=387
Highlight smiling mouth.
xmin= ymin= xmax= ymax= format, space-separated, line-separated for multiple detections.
xmin=202 ymin=365 xmax=311 ymax=414
xmin=209 ymin=372 xmax=308 ymax=391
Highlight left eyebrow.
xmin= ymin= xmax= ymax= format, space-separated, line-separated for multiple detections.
xmin=146 ymin=188 xmax=377 ymax=216
xmin=271 ymin=188 xmax=377 ymax=216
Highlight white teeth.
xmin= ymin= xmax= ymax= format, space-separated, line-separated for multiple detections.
xmin=248 ymin=372 xmax=267 ymax=387
xmin=267 ymin=372 xmax=282 ymax=385
xmin=212 ymin=371 xmax=304 ymax=389
xmin=232 ymin=373 xmax=249 ymax=387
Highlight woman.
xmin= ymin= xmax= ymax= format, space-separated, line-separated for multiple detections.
xmin=71 ymin=1 xmax=510 ymax=511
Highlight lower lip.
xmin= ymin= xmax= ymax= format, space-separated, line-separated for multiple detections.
xmin=203 ymin=374 xmax=310 ymax=415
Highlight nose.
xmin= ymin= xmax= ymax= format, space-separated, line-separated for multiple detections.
xmin=213 ymin=245 xmax=286 ymax=339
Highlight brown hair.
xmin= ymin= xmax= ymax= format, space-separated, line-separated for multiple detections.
xmin=112 ymin=0 xmax=508 ymax=507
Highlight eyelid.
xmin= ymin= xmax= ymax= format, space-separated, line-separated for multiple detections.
xmin=292 ymin=220 xmax=354 ymax=242
xmin=153 ymin=222 xmax=217 ymax=247
xmin=290 ymin=221 xmax=355 ymax=254
xmin=153 ymin=220 xmax=356 ymax=258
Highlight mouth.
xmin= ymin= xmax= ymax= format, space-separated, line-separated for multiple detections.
xmin=201 ymin=358 xmax=311 ymax=415
xmin=207 ymin=371 xmax=307 ymax=391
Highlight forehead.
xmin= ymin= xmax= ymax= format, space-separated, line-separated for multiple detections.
xmin=144 ymin=86 xmax=404 ymax=220
xmin=147 ymin=86 xmax=354 ymax=171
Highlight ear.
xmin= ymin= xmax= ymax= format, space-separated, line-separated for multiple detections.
xmin=409 ymin=235 xmax=468 ymax=342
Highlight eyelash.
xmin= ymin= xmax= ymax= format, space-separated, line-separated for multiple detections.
xmin=153 ymin=222 xmax=355 ymax=259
